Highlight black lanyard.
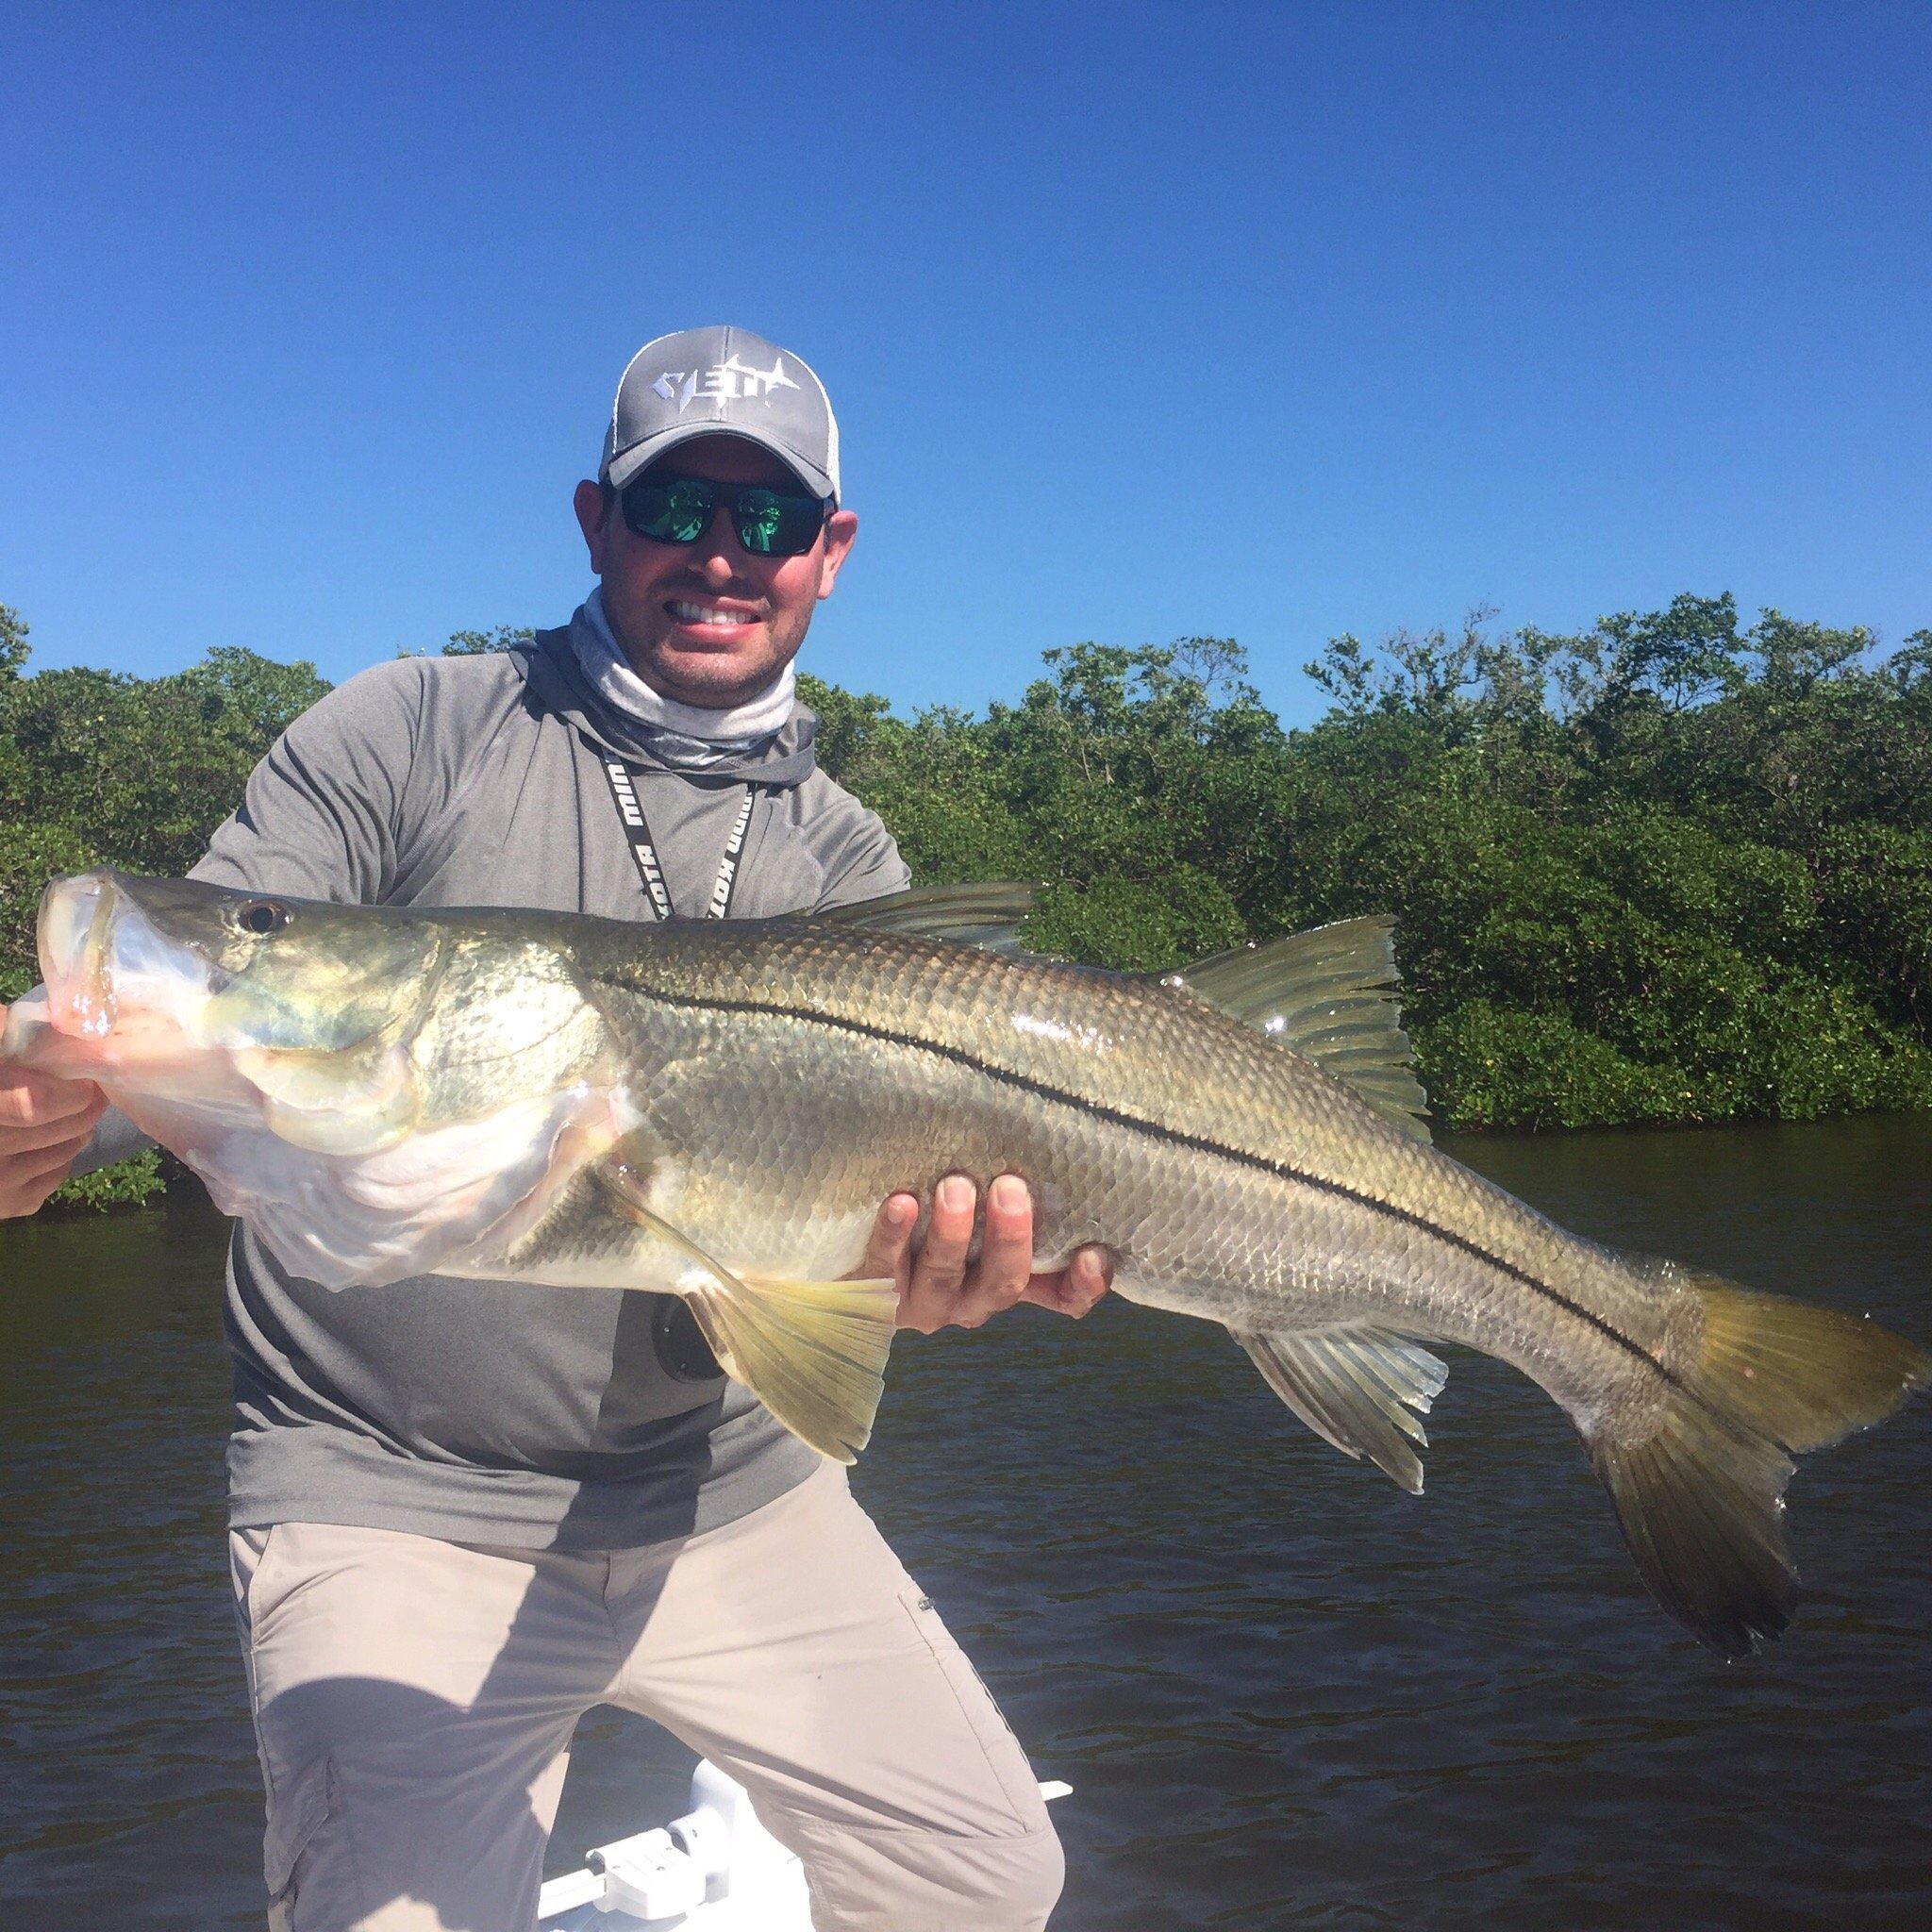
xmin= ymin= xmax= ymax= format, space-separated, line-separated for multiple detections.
xmin=600 ymin=757 xmax=757 ymax=921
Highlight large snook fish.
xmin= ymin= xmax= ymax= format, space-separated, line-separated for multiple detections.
xmin=6 ymin=870 xmax=1926 ymax=1656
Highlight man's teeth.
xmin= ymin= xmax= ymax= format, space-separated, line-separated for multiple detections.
xmin=669 ymin=601 xmax=756 ymax=627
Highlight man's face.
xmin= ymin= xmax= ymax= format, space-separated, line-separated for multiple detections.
xmin=573 ymin=434 xmax=858 ymax=708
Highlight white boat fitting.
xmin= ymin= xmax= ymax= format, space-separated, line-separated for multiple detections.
xmin=538 ymin=1759 xmax=1072 ymax=1930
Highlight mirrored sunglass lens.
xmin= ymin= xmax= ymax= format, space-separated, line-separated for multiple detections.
xmin=734 ymin=489 xmax=784 ymax=555
xmin=626 ymin=479 xmax=714 ymax=542
xmin=733 ymin=489 xmax=822 ymax=556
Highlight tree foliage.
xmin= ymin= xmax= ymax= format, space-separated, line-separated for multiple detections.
xmin=0 ymin=607 xmax=331 ymax=1205
xmin=809 ymin=593 xmax=1932 ymax=1130
xmin=401 ymin=625 xmax=538 ymax=658
xmin=5 ymin=591 xmax=1928 ymax=1208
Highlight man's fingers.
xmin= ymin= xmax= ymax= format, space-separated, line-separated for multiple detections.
xmin=906 ymin=1174 xmax=1036 ymax=1332
xmin=906 ymin=1172 xmax=975 ymax=1301
xmin=924 ymin=1174 xmax=977 ymax=1275
xmin=29 ymin=1119 xmax=98 ymax=1166
xmin=0 ymin=1108 xmax=106 ymax=1158
xmin=0 ymin=1137 xmax=89 ymax=1219
xmin=950 ymin=1174 xmax=1035 ymax=1326
xmin=0 ymin=1091 xmax=105 ymax=1158
xmin=896 ymin=1174 xmax=977 ymax=1332
xmin=0 ymin=1067 xmax=105 ymax=1132
xmin=1019 ymin=1244 xmax=1114 ymax=1318
xmin=17 ymin=1136 xmax=88 ymax=1189
xmin=1068 ymin=1244 xmax=1114 ymax=1310
xmin=858 ymin=1193 xmax=919 ymax=1288
xmin=891 ymin=1175 xmax=1103 ymax=1335
xmin=0 ymin=1058 xmax=103 ymax=1218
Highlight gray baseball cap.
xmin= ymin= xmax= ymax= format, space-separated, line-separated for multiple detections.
xmin=599 ymin=325 xmax=841 ymax=504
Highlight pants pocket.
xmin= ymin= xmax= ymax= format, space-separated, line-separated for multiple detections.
xmin=895 ymin=1583 xmax=1047 ymax=1828
xmin=264 ymin=1752 xmax=335 ymax=1928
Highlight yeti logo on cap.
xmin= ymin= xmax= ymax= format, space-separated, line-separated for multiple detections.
xmin=650 ymin=354 xmax=802 ymax=415
xmin=605 ymin=326 xmax=840 ymax=503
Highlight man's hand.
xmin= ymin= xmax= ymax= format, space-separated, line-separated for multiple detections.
xmin=0 ymin=1020 xmax=105 ymax=1220
xmin=858 ymin=1174 xmax=1113 ymax=1334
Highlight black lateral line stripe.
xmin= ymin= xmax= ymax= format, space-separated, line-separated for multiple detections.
xmin=636 ymin=983 xmax=1680 ymax=1387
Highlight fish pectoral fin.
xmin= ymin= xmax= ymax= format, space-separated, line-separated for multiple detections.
xmin=684 ymin=1271 xmax=899 ymax=1467
xmin=592 ymin=1167 xmax=895 ymax=1465
xmin=1234 ymin=1324 xmax=1449 ymax=1494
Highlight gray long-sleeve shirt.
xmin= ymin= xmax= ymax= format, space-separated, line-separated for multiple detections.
xmin=102 ymin=609 xmax=909 ymax=1547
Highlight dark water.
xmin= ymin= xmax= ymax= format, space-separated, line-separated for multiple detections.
xmin=4 ymin=1116 xmax=1929 ymax=1931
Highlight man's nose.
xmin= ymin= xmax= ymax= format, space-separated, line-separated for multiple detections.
xmin=690 ymin=508 xmax=750 ymax=582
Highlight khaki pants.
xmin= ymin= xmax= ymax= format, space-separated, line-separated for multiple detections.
xmin=230 ymin=1464 xmax=1062 ymax=1931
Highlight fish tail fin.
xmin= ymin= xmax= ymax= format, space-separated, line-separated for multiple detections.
xmin=1591 ymin=1270 xmax=1931 ymax=1657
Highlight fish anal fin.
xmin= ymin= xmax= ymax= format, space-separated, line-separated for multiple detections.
xmin=1170 ymin=916 xmax=1431 ymax=1141
xmin=593 ymin=1158 xmax=895 ymax=1464
xmin=1236 ymin=1324 xmax=1449 ymax=1494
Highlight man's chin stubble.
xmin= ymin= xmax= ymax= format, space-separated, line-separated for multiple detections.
xmin=633 ymin=649 xmax=786 ymax=711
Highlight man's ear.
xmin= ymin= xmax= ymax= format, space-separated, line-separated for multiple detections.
xmin=574 ymin=479 xmax=611 ymax=574
xmin=817 ymin=508 xmax=859 ymax=603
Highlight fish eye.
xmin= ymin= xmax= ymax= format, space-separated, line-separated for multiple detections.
xmin=237 ymin=900 xmax=292 ymax=937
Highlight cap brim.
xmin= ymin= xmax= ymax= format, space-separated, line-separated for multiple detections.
xmin=604 ymin=424 xmax=835 ymax=503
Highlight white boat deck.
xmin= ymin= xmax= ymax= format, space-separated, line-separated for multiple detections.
xmin=539 ymin=1760 xmax=1072 ymax=1930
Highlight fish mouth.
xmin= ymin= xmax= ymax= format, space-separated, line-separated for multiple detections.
xmin=41 ymin=872 xmax=119 ymax=1038
xmin=34 ymin=872 xmax=217 ymax=1064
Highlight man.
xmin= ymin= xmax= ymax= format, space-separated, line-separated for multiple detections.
xmin=0 ymin=326 xmax=1109 ymax=1931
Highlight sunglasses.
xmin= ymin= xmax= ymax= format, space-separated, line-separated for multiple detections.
xmin=619 ymin=473 xmax=831 ymax=558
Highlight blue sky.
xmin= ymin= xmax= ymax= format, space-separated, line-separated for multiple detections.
xmin=3 ymin=2 xmax=1926 ymax=728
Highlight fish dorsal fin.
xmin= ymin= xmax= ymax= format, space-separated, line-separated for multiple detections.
xmin=1235 ymin=1324 xmax=1449 ymax=1494
xmin=813 ymin=882 xmax=1038 ymax=954
xmin=1170 ymin=916 xmax=1431 ymax=1140
xmin=593 ymin=1161 xmax=896 ymax=1464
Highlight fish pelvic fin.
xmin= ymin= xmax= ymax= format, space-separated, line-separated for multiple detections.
xmin=1235 ymin=1324 xmax=1449 ymax=1495
xmin=591 ymin=1163 xmax=895 ymax=1464
xmin=1591 ymin=1267 xmax=1932 ymax=1659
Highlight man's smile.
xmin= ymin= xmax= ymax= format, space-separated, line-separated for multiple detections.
xmin=665 ymin=597 xmax=763 ymax=635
